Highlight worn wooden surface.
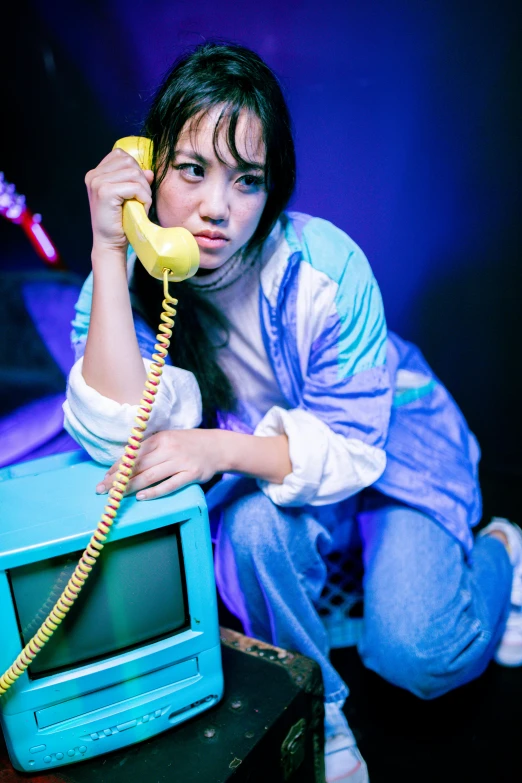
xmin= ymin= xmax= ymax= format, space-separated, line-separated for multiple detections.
xmin=0 ymin=629 xmax=325 ymax=783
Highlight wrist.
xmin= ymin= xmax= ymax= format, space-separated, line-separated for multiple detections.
xmin=212 ymin=430 xmax=291 ymax=484
xmin=212 ymin=429 xmax=237 ymax=474
xmin=91 ymin=242 xmax=128 ymax=269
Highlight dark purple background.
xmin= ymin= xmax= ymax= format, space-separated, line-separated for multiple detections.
xmin=1 ymin=0 xmax=521 ymax=475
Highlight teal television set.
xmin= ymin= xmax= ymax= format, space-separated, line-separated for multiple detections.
xmin=0 ymin=450 xmax=223 ymax=773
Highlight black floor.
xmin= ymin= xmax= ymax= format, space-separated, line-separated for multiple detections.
xmin=218 ymin=468 xmax=522 ymax=783
xmin=333 ymin=645 xmax=521 ymax=782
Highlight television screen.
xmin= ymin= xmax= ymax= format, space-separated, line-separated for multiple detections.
xmin=8 ymin=525 xmax=189 ymax=677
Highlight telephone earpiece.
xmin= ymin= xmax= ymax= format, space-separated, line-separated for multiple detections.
xmin=113 ymin=137 xmax=199 ymax=281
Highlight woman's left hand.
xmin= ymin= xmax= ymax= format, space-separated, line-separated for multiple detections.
xmin=96 ymin=429 xmax=225 ymax=500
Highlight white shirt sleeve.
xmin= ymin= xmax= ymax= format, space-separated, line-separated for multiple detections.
xmin=63 ymin=357 xmax=202 ymax=465
xmin=254 ymin=406 xmax=386 ymax=506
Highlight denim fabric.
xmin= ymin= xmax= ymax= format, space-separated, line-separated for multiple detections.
xmin=357 ymin=498 xmax=512 ymax=699
xmin=214 ymin=486 xmax=512 ymax=708
xmin=214 ymin=481 xmax=351 ymax=705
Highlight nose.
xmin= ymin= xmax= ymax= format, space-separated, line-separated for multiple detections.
xmin=199 ymin=179 xmax=229 ymax=223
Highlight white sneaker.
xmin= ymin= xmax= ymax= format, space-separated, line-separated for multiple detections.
xmin=325 ymin=734 xmax=369 ymax=782
xmin=324 ymin=702 xmax=369 ymax=783
xmin=480 ymin=517 xmax=522 ymax=666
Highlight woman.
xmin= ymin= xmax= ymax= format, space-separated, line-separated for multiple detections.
xmin=64 ymin=42 xmax=521 ymax=783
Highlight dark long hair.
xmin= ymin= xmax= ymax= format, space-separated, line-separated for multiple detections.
xmin=136 ymin=42 xmax=296 ymax=426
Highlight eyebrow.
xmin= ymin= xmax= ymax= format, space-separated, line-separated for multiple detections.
xmin=174 ymin=148 xmax=265 ymax=172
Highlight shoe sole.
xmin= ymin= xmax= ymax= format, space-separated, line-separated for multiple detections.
xmin=495 ymin=645 xmax=522 ymax=666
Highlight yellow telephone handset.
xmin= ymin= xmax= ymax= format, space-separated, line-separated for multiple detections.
xmin=113 ymin=137 xmax=199 ymax=281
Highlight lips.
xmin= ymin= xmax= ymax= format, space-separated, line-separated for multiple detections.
xmin=194 ymin=230 xmax=229 ymax=240
xmin=193 ymin=230 xmax=230 ymax=250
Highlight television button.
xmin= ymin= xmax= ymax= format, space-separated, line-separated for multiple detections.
xmin=67 ymin=750 xmax=75 ymax=757
xmin=90 ymin=733 xmax=99 ymax=740
xmin=79 ymin=746 xmax=87 ymax=753
xmin=142 ymin=714 xmax=150 ymax=722
xmin=103 ymin=729 xmax=112 ymax=736
xmin=43 ymin=756 xmax=52 ymax=763
xmin=154 ymin=709 xmax=162 ymax=717
xmin=56 ymin=753 xmax=64 ymax=760
xmin=117 ymin=719 xmax=137 ymax=732
xmin=29 ymin=745 xmax=46 ymax=754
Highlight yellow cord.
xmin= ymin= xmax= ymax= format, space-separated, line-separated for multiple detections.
xmin=0 ymin=270 xmax=177 ymax=696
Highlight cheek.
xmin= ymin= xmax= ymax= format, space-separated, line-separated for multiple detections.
xmin=235 ymin=195 xmax=267 ymax=235
xmin=156 ymin=183 xmax=192 ymax=227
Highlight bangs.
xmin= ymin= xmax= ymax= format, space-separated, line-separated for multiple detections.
xmin=215 ymin=103 xmax=265 ymax=172
xmin=177 ymin=101 xmax=267 ymax=174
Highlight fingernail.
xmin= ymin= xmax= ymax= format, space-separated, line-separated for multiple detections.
xmin=136 ymin=491 xmax=146 ymax=500
xmin=96 ymin=483 xmax=105 ymax=494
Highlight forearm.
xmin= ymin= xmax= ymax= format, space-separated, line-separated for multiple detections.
xmin=217 ymin=431 xmax=292 ymax=485
xmin=82 ymin=247 xmax=147 ymax=404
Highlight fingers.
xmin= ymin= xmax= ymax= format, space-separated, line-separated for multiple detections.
xmin=136 ymin=472 xmax=192 ymax=501
xmin=85 ymin=150 xmax=138 ymax=190
xmin=94 ymin=433 xmax=194 ymax=497
xmin=86 ymin=148 xmax=148 ymax=178
xmin=86 ymin=149 xmax=153 ymax=212
xmin=97 ymin=181 xmax=152 ymax=210
xmin=86 ymin=149 xmax=155 ymax=250
xmin=95 ymin=459 xmax=120 ymax=493
xmin=89 ymin=169 xmax=152 ymax=206
xmin=96 ymin=464 xmax=192 ymax=500
xmin=121 ymin=461 xmax=174 ymax=495
xmin=95 ymin=439 xmax=165 ymax=495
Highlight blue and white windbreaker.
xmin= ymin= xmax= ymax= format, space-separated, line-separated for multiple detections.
xmin=65 ymin=212 xmax=481 ymax=554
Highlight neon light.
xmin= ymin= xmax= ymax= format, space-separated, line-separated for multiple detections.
xmin=30 ymin=223 xmax=57 ymax=260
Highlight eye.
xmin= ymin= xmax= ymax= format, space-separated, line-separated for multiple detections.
xmin=176 ymin=163 xmax=205 ymax=179
xmin=237 ymin=173 xmax=265 ymax=191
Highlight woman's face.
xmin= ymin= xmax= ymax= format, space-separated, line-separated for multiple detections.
xmin=156 ymin=107 xmax=268 ymax=271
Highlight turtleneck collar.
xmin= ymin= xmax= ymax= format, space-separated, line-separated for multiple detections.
xmin=188 ymin=219 xmax=283 ymax=293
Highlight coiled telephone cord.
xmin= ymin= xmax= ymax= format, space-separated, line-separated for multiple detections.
xmin=0 ymin=270 xmax=177 ymax=696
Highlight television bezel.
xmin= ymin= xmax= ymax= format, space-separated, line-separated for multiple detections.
xmin=0 ymin=453 xmax=221 ymax=721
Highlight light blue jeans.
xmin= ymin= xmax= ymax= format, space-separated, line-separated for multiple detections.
xmin=213 ymin=482 xmax=512 ymax=705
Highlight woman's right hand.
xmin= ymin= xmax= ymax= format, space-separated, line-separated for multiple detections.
xmin=85 ymin=148 xmax=154 ymax=258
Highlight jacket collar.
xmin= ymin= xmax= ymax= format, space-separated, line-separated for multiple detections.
xmin=260 ymin=213 xmax=303 ymax=308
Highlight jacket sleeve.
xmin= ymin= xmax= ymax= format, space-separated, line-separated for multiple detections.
xmin=255 ymin=217 xmax=391 ymax=506
xmin=64 ymin=270 xmax=202 ymax=465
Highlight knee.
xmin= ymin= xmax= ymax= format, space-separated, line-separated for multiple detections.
xmin=359 ymin=612 xmax=475 ymax=701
